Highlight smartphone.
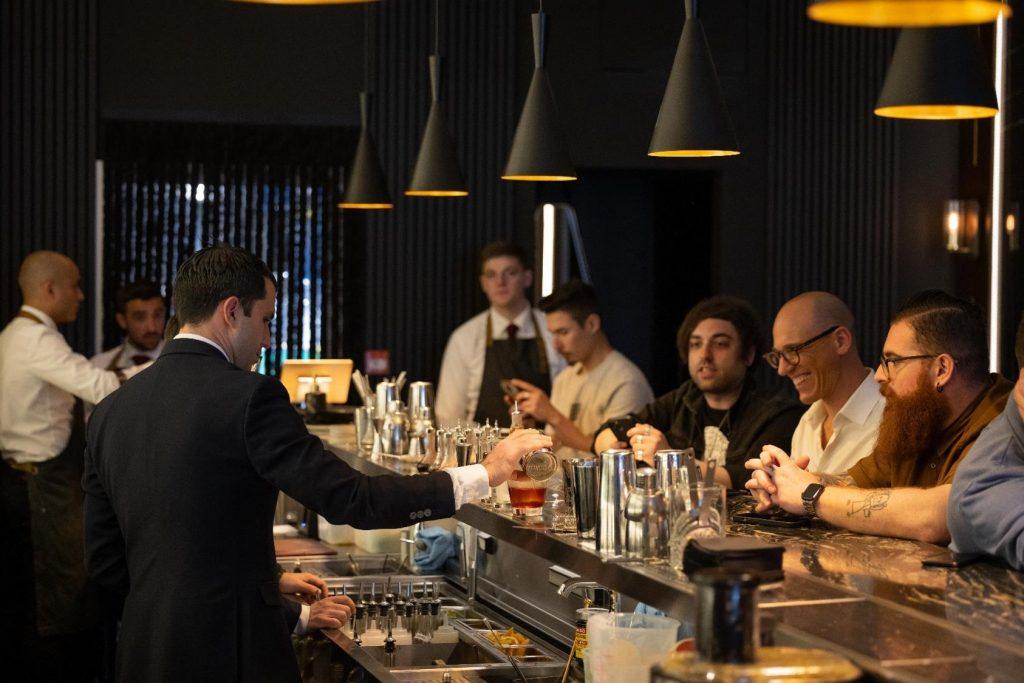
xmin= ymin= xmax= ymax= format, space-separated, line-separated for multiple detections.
xmin=921 ymin=549 xmax=983 ymax=569
xmin=732 ymin=511 xmax=811 ymax=528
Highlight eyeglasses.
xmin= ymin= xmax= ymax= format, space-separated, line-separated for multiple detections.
xmin=878 ymin=354 xmax=938 ymax=381
xmin=764 ymin=325 xmax=839 ymax=369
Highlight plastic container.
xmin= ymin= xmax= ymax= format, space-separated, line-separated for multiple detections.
xmin=586 ymin=612 xmax=681 ymax=682
xmin=353 ymin=527 xmax=402 ymax=553
xmin=317 ymin=517 xmax=355 ymax=545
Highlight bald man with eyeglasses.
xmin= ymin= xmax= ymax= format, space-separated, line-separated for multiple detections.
xmin=766 ymin=292 xmax=885 ymax=474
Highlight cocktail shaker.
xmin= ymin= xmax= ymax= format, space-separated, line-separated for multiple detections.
xmin=596 ymin=448 xmax=636 ymax=557
xmin=571 ymin=458 xmax=599 ymax=539
xmin=407 ymin=381 xmax=434 ymax=420
xmin=654 ymin=449 xmax=691 ymax=490
xmin=380 ymin=399 xmax=409 ymax=455
xmin=375 ymin=381 xmax=399 ymax=422
xmin=625 ymin=467 xmax=670 ymax=561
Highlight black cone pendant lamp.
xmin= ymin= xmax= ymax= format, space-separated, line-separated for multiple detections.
xmin=406 ymin=56 xmax=467 ymax=196
xmin=340 ymin=92 xmax=393 ymax=209
xmin=406 ymin=2 xmax=468 ymax=197
xmin=502 ymin=7 xmax=576 ymax=182
xmin=806 ymin=0 xmax=1011 ymax=27
xmin=339 ymin=5 xmax=392 ymax=210
xmin=649 ymin=0 xmax=739 ymax=158
xmin=875 ymin=26 xmax=997 ymax=120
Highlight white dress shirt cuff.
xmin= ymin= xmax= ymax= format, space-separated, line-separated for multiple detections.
xmin=445 ymin=464 xmax=490 ymax=509
xmin=293 ymin=603 xmax=311 ymax=635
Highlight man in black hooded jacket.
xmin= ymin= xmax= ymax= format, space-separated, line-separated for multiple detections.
xmin=594 ymin=296 xmax=804 ymax=488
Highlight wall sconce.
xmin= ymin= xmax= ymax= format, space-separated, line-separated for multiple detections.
xmin=943 ymin=199 xmax=980 ymax=255
xmin=1007 ymin=201 xmax=1020 ymax=252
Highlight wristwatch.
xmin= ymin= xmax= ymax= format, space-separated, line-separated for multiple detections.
xmin=801 ymin=483 xmax=826 ymax=518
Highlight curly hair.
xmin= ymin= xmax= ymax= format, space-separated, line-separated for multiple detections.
xmin=676 ymin=296 xmax=765 ymax=364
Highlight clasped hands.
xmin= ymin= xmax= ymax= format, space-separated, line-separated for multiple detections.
xmin=744 ymin=444 xmax=818 ymax=515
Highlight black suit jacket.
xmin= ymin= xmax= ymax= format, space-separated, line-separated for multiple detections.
xmin=83 ymin=339 xmax=455 ymax=682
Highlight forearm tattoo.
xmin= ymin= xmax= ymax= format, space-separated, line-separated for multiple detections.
xmin=820 ymin=473 xmax=854 ymax=487
xmin=847 ymin=489 xmax=891 ymax=518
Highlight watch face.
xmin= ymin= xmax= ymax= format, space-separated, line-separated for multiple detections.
xmin=802 ymin=483 xmax=825 ymax=501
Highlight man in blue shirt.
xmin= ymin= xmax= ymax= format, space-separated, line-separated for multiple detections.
xmin=948 ymin=314 xmax=1024 ymax=569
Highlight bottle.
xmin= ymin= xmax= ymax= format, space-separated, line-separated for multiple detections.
xmin=508 ymin=401 xmax=557 ymax=481
xmin=509 ymin=400 xmax=525 ymax=434
xmin=569 ymin=606 xmax=608 ymax=681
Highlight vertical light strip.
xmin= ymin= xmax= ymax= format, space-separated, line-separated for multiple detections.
xmin=989 ymin=15 xmax=1007 ymax=372
xmin=94 ymin=160 xmax=105 ymax=353
xmin=541 ymin=203 xmax=556 ymax=297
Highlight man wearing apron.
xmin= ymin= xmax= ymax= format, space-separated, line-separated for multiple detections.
xmin=0 ymin=252 xmax=130 ymax=680
xmin=436 ymin=241 xmax=565 ymax=427
xmin=90 ymin=279 xmax=166 ymax=372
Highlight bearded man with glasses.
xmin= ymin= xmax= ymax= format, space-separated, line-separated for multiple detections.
xmin=746 ymin=291 xmax=1012 ymax=544
xmin=767 ymin=292 xmax=885 ymax=474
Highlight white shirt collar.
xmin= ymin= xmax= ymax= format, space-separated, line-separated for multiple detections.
xmin=836 ymin=370 xmax=883 ymax=425
xmin=489 ymin=306 xmax=534 ymax=335
xmin=802 ymin=369 xmax=882 ymax=428
xmin=20 ymin=305 xmax=57 ymax=330
xmin=173 ymin=333 xmax=229 ymax=361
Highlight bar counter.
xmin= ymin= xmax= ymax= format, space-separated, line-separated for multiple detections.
xmin=322 ymin=437 xmax=1024 ymax=682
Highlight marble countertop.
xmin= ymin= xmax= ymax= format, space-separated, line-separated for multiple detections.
xmin=322 ymin=435 xmax=1024 ymax=682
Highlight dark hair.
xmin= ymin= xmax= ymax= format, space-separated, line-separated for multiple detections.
xmin=479 ymin=241 xmax=529 ymax=273
xmin=171 ymin=244 xmax=276 ymax=326
xmin=676 ymin=296 xmax=765 ymax=364
xmin=164 ymin=314 xmax=180 ymax=342
xmin=538 ymin=280 xmax=600 ymax=326
xmin=115 ymin=280 xmax=164 ymax=314
xmin=891 ymin=290 xmax=988 ymax=382
xmin=1015 ymin=312 xmax=1024 ymax=372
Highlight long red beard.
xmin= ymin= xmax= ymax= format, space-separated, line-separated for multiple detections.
xmin=871 ymin=373 xmax=950 ymax=466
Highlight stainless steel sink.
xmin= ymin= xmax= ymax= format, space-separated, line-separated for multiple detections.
xmin=315 ymin=576 xmax=567 ymax=682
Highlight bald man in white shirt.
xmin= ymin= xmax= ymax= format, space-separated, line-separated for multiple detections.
xmin=0 ymin=251 xmax=135 ymax=679
xmin=765 ymin=292 xmax=884 ymax=474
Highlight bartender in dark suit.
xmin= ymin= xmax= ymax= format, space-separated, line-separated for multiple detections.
xmin=83 ymin=244 xmax=550 ymax=682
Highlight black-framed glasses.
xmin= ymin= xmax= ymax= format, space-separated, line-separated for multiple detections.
xmin=764 ymin=325 xmax=839 ymax=369
xmin=878 ymin=354 xmax=938 ymax=381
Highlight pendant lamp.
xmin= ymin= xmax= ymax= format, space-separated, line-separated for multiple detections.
xmin=502 ymin=9 xmax=576 ymax=182
xmin=406 ymin=1 xmax=468 ymax=198
xmin=806 ymin=0 xmax=1011 ymax=27
xmin=875 ymin=26 xmax=997 ymax=120
xmin=649 ymin=0 xmax=739 ymax=157
xmin=339 ymin=5 xmax=392 ymax=210
xmin=339 ymin=92 xmax=393 ymax=209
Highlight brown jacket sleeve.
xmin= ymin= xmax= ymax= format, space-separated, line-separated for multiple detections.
xmin=848 ymin=452 xmax=890 ymax=488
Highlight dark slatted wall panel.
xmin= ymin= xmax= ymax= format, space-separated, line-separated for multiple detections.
xmin=364 ymin=0 xmax=517 ymax=383
xmin=764 ymin=5 xmax=899 ymax=362
xmin=1 ymin=0 xmax=97 ymax=352
xmin=100 ymin=122 xmax=351 ymax=373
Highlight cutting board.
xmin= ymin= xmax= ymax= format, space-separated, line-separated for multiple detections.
xmin=274 ymin=537 xmax=339 ymax=557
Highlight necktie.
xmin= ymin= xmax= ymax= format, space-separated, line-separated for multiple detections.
xmin=506 ymin=323 xmax=518 ymax=340
xmin=131 ymin=354 xmax=150 ymax=366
